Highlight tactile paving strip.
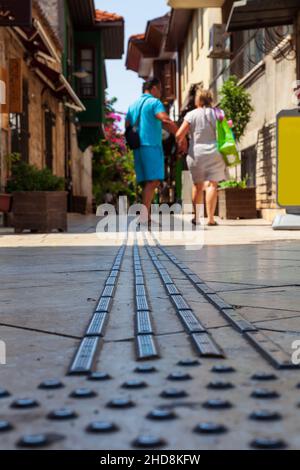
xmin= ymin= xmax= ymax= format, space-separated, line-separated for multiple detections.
xmin=85 ymin=311 xmax=109 ymax=337
xmin=177 ymin=309 xmax=206 ymax=334
xmin=245 ymin=331 xmax=298 ymax=370
xmin=150 ymin=234 xmax=300 ymax=370
xmin=133 ymin=242 xmax=159 ymax=359
xmin=136 ymin=334 xmax=159 ymax=360
xmin=191 ymin=333 xmax=225 ymax=358
xmin=135 ymin=295 xmax=150 ymax=312
xmin=68 ymin=337 xmax=102 ymax=375
xmin=136 ymin=311 xmax=154 ymax=335
xmin=68 ymin=244 xmax=126 ymax=375
xmin=143 ymin=235 xmax=224 ymax=359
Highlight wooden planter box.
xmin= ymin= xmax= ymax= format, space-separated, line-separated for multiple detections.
xmin=12 ymin=191 xmax=68 ymax=233
xmin=0 ymin=194 xmax=12 ymax=213
xmin=71 ymin=195 xmax=88 ymax=214
xmin=218 ymin=187 xmax=257 ymax=219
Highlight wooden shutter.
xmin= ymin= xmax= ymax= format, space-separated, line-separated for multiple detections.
xmin=154 ymin=60 xmax=176 ymax=103
xmin=0 ymin=67 xmax=8 ymax=114
xmin=9 ymin=58 xmax=23 ymax=113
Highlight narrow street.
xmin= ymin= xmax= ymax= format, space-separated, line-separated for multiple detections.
xmin=1 ymin=215 xmax=300 ymax=450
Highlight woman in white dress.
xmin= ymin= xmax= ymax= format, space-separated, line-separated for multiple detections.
xmin=176 ymin=89 xmax=227 ymax=226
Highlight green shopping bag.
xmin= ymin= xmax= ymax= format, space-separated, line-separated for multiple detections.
xmin=216 ymin=118 xmax=240 ymax=168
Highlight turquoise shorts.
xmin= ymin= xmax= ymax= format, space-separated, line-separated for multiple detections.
xmin=133 ymin=145 xmax=165 ymax=184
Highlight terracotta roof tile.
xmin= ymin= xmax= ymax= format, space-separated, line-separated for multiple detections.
xmin=95 ymin=10 xmax=123 ymax=23
xmin=129 ymin=34 xmax=145 ymax=41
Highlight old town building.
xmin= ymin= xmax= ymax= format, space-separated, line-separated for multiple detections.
xmin=167 ymin=0 xmax=300 ymax=220
xmin=0 ymin=0 xmax=124 ymax=213
xmin=127 ymin=0 xmax=300 ymax=220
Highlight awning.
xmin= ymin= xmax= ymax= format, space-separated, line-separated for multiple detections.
xmin=67 ymin=0 xmax=95 ymax=26
xmin=100 ymin=22 xmax=125 ymax=59
xmin=31 ymin=64 xmax=85 ymax=112
xmin=14 ymin=18 xmax=85 ymax=112
xmin=94 ymin=10 xmax=125 ymax=59
xmin=14 ymin=19 xmax=61 ymax=62
xmin=165 ymin=9 xmax=193 ymax=52
xmin=56 ymin=75 xmax=86 ymax=112
xmin=126 ymin=15 xmax=170 ymax=74
xmin=125 ymin=35 xmax=144 ymax=73
xmin=226 ymin=0 xmax=300 ymax=32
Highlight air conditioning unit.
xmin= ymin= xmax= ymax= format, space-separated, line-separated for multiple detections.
xmin=207 ymin=24 xmax=231 ymax=59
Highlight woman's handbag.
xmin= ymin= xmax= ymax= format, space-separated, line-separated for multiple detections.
xmin=125 ymin=97 xmax=149 ymax=150
xmin=214 ymin=108 xmax=241 ymax=168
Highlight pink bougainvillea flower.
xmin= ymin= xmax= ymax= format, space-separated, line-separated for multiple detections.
xmin=107 ymin=112 xmax=122 ymax=122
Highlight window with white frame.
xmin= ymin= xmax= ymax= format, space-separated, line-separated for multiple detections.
xmin=78 ymin=46 xmax=96 ymax=98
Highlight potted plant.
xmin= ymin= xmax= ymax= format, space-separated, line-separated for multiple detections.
xmin=219 ymin=75 xmax=254 ymax=144
xmin=218 ymin=179 xmax=257 ymax=219
xmin=217 ymin=76 xmax=255 ymax=219
xmin=6 ymin=161 xmax=67 ymax=233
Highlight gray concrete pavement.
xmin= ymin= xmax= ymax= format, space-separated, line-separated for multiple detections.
xmin=1 ymin=214 xmax=300 ymax=450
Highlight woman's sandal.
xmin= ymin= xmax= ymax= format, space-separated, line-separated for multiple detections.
xmin=207 ymin=221 xmax=219 ymax=226
xmin=191 ymin=218 xmax=202 ymax=226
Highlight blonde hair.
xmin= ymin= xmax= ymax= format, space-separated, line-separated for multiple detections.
xmin=196 ymin=89 xmax=214 ymax=107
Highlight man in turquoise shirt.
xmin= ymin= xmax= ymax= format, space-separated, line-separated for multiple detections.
xmin=126 ymin=78 xmax=178 ymax=223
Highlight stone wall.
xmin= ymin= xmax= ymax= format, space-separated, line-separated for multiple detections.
xmin=0 ymin=2 xmax=66 ymax=187
xmin=0 ymin=28 xmax=65 ymax=177
xmin=238 ymin=47 xmax=296 ymax=219
xmin=0 ymin=3 xmax=95 ymax=213
xmin=70 ymin=122 xmax=93 ymax=212
xmin=36 ymin=0 xmax=64 ymax=46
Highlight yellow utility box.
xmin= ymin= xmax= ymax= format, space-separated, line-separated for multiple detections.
xmin=277 ymin=109 xmax=300 ymax=209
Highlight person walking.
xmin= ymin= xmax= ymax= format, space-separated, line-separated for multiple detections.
xmin=176 ymin=89 xmax=227 ymax=226
xmin=126 ymin=78 xmax=178 ymax=224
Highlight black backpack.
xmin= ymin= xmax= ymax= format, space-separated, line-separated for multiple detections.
xmin=125 ymin=97 xmax=149 ymax=150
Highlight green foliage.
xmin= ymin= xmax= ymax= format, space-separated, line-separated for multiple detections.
xmin=4 ymin=152 xmax=21 ymax=166
xmin=92 ymin=96 xmax=139 ymax=205
xmin=92 ymin=146 xmax=138 ymax=205
xmin=6 ymin=161 xmax=65 ymax=192
xmin=219 ymin=76 xmax=254 ymax=142
xmin=219 ymin=177 xmax=248 ymax=189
